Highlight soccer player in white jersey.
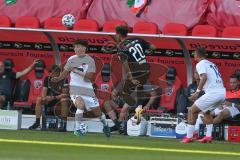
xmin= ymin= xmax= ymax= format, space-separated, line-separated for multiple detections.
xmin=181 ymin=47 xmax=226 ymax=143
xmin=52 ymin=39 xmax=110 ymax=137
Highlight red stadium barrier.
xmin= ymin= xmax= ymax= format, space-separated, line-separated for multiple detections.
xmin=0 ymin=28 xmax=239 ymax=89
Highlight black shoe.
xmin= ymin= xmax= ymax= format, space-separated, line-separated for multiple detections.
xmin=119 ymin=121 xmax=127 ymax=135
xmin=110 ymin=125 xmax=119 ymax=132
xmin=29 ymin=122 xmax=40 ymax=130
xmin=103 ymin=124 xmax=111 ymax=138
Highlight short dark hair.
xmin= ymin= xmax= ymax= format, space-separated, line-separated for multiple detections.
xmin=74 ymin=39 xmax=88 ymax=47
xmin=115 ymin=25 xmax=129 ymax=37
xmin=49 ymin=64 xmax=61 ymax=73
xmin=195 ymin=47 xmax=207 ymax=58
xmin=230 ymin=73 xmax=239 ymax=80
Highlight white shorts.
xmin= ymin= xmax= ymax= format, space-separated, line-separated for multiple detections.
xmin=71 ymin=95 xmax=99 ymax=111
xmin=214 ymin=106 xmax=240 ymax=118
xmin=195 ymin=90 xmax=225 ymax=113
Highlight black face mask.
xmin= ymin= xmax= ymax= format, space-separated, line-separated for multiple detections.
xmin=34 ymin=60 xmax=46 ymax=78
xmin=4 ymin=59 xmax=14 ymax=73
xmin=35 ymin=68 xmax=44 ymax=79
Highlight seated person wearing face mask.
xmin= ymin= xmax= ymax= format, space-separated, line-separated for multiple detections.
xmin=29 ymin=65 xmax=69 ymax=131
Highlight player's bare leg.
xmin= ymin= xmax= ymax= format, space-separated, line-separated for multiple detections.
xmin=58 ymin=98 xmax=69 ymax=131
xmin=74 ymin=96 xmax=85 ymax=136
xmin=181 ymin=105 xmax=201 ymax=143
xmin=213 ymin=109 xmax=231 ymax=124
xmin=118 ymin=103 xmax=129 ymax=134
xmin=0 ymin=95 xmax=6 ymax=109
xmin=29 ymin=97 xmax=42 ymax=129
xmin=91 ymin=107 xmax=111 ymax=137
xmin=103 ymin=100 xmax=120 ymax=132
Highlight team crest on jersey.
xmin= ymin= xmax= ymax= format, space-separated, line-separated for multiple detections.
xmin=100 ymin=84 xmax=109 ymax=91
xmin=165 ymin=87 xmax=173 ymax=96
xmin=34 ymin=80 xmax=43 ymax=89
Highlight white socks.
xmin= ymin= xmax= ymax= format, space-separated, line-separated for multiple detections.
xmin=206 ymin=124 xmax=213 ymax=137
xmin=195 ymin=114 xmax=203 ymax=133
xmin=100 ymin=113 xmax=107 ymax=126
xmin=186 ymin=124 xmax=195 ymax=138
xmin=75 ymin=109 xmax=83 ymax=130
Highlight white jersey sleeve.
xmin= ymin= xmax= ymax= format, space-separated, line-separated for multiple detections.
xmin=86 ymin=56 xmax=96 ymax=73
xmin=196 ymin=59 xmax=225 ymax=93
xmin=196 ymin=62 xmax=207 ymax=75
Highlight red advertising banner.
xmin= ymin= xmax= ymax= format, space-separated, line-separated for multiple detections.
xmin=0 ymin=29 xmax=240 ymax=88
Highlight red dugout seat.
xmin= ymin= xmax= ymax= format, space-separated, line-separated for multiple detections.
xmin=222 ymin=26 xmax=240 ymax=38
xmin=192 ymin=25 xmax=217 ymax=37
xmin=133 ymin=21 xmax=159 ymax=34
xmin=103 ymin=20 xmax=127 ymax=32
xmin=14 ymin=60 xmax=48 ymax=108
xmin=44 ymin=17 xmax=68 ymax=30
xmin=0 ymin=15 xmax=11 ymax=27
xmin=14 ymin=70 xmax=48 ymax=108
xmin=163 ymin=23 xmax=188 ymax=36
xmin=15 ymin=16 xmax=40 ymax=28
xmin=73 ymin=19 xmax=99 ymax=31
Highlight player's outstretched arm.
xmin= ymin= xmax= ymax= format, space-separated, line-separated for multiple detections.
xmin=16 ymin=59 xmax=38 ymax=79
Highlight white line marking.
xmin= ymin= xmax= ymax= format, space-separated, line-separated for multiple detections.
xmin=0 ymin=138 xmax=239 ymax=156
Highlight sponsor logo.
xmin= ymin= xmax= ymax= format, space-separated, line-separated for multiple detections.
xmin=189 ymin=43 xmax=240 ymax=51
xmin=59 ymin=44 xmax=69 ymax=51
xmin=14 ymin=42 xmax=23 ymax=49
xmin=233 ymin=53 xmax=240 ymax=59
xmin=34 ymin=43 xmax=43 ymax=50
xmin=57 ymin=37 xmax=110 ymax=44
xmin=212 ymin=52 xmax=221 ymax=58
xmin=165 ymin=50 xmax=174 ymax=56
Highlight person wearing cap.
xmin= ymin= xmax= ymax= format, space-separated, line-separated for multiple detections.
xmin=0 ymin=59 xmax=38 ymax=109
xmin=29 ymin=64 xmax=69 ymax=131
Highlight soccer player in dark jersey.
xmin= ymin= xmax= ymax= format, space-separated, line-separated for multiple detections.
xmin=114 ymin=25 xmax=155 ymax=106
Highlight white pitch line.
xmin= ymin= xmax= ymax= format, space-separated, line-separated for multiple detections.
xmin=0 ymin=138 xmax=239 ymax=156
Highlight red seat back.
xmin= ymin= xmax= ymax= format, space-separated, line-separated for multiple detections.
xmin=15 ymin=16 xmax=40 ymax=28
xmin=27 ymin=70 xmax=48 ymax=103
xmin=73 ymin=19 xmax=99 ymax=31
xmin=163 ymin=23 xmax=188 ymax=36
xmin=192 ymin=25 xmax=217 ymax=37
xmin=222 ymin=26 xmax=240 ymax=38
xmin=103 ymin=20 xmax=127 ymax=32
xmin=44 ymin=17 xmax=68 ymax=30
xmin=133 ymin=21 xmax=158 ymax=34
xmin=158 ymin=75 xmax=182 ymax=111
xmin=0 ymin=15 xmax=11 ymax=27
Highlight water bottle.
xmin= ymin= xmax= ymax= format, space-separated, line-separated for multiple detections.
xmin=6 ymin=101 xmax=11 ymax=110
xmin=41 ymin=105 xmax=46 ymax=129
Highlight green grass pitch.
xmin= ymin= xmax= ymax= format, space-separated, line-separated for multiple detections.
xmin=0 ymin=130 xmax=239 ymax=160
